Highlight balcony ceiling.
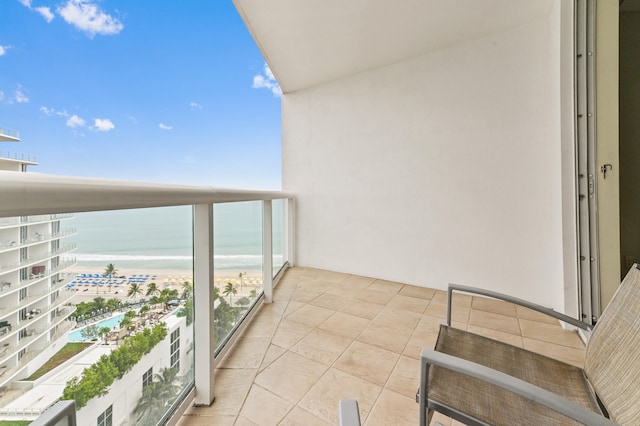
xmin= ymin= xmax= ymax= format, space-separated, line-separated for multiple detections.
xmin=233 ymin=0 xmax=555 ymax=93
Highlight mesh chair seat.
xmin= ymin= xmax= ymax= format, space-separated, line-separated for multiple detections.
xmin=429 ymin=325 xmax=603 ymax=426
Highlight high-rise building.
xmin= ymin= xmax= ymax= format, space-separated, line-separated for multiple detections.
xmin=0 ymin=128 xmax=76 ymax=394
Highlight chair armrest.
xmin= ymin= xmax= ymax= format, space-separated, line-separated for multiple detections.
xmin=420 ymin=349 xmax=617 ymax=426
xmin=339 ymin=399 xmax=361 ymax=426
xmin=447 ymin=283 xmax=592 ymax=330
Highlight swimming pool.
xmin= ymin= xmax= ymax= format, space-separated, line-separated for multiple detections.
xmin=68 ymin=313 xmax=125 ymax=342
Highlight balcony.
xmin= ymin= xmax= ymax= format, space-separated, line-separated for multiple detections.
xmin=0 ymin=245 xmax=76 ymax=276
xmin=2 ymin=172 xmax=588 ymax=425
xmin=177 ymin=266 xmax=585 ymax=425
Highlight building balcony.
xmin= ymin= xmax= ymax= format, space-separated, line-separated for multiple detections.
xmin=0 ymin=261 xmax=77 ymax=297
xmin=0 ymin=245 xmax=76 ymax=276
xmin=0 ymin=229 xmax=77 ymax=255
xmin=0 ymin=215 xmax=71 ymax=230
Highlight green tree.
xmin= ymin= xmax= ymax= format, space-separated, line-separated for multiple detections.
xmin=62 ymin=324 xmax=167 ymax=409
xmin=106 ymin=298 xmax=122 ymax=312
xmin=149 ymin=295 xmax=161 ymax=308
xmin=159 ymin=288 xmax=179 ymax=310
xmin=104 ymin=264 xmax=117 ymax=293
xmin=133 ymin=367 xmax=180 ymax=426
xmin=236 ymin=296 xmax=250 ymax=308
xmin=74 ymin=301 xmax=94 ymax=318
xmin=128 ymin=283 xmax=143 ymax=300
xmin=181 ymin=281 xmax=193 ymax=300
xmin=120 ymin=316 xmax=132 ymax=331
xmin=176 ymin=298 xmax=193 ymax=326
xmin=249 ymin=288 xmax=258 ymax=299
xmin=223 ymin=281 xmax=237 ymax=305
xmin=80 ymin=324 xmax=100 ymax=341
xmin=139 ymin=305 xmax=150 ymax=318
xmin=213 ymin=299 xmax=237 ymax=347
xmin=93 ymin=297 xmax=106 ymax=311
xmin=145 ymin=282 xmax=160 ymax=297
xmin=104 ymin=263 xmax=118 ymax=277
xmin=238 ymin=272 xmax=245 ymax=290
xmin=99 ymin=326 xmax=111 ymax=343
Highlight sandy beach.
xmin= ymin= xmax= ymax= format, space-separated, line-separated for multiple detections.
xmin=67 ymin=267 xmax=264 ymax=303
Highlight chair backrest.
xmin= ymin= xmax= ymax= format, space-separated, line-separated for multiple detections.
xmin=584 ymin=264 xmax=640 ymax=425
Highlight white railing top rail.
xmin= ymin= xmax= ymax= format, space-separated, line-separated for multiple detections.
xmin=0 ymin=171 xmax=291 ymax=217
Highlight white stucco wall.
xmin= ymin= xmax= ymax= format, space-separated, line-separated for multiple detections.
xmin=283 ymin=12 xmax=568 ymax=309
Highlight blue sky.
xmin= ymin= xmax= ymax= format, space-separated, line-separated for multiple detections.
xmin=0 ymin=0 xmax=282 ymax=189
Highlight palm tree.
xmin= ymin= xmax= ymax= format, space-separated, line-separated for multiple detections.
xmin=105 ymin=298 xmax=122 ymax=312
xmin=98 ymin=326 xmax=111 ymax=343
xmin=181 ymin=281 xmax=193 ymax=300
xmin=133 ymin=367 xmax=180 ymax=425
xmin=159 ymin=288 xmax=179 ymax=310
xmin=176 ymin=298 xmax=193 ymax=326
xmin=128 ymin=283 xmax=143 ymax=300
xmin=104 ymin=263 xmax=118 ymax=292
xmin=119 ymin=316 xmax=132 ymax=331
xmin=104 ymin=263 xmax=118 ymax=277
xmin=223 ymin=281 xmax=237 ymax=305
xmin=139 ymin=305 xmax=150 ymax=318
xmin=93 ymin=297 xmax=106 ymax=311
xmin=238 ymin=272 xmax=245 ymax=290
xmin=145 ymin=282 xmax=160 ymax=298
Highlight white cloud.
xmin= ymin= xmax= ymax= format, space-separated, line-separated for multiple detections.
xmin=18 ymin=0 xmax=54 ymax=22
xmin=158 ymin=123 xmax=172 ymax=130
xmin=0 ymin=91 xmax=4 ymax=101
xmin=0 ymin=45 xmax=8 ymax=56
xmin=66 ymin=114 xmax=86 ymax=128
xmin=35 ymin=6 xmax=55 ymax=22
xmin=15 ymin=89 xmax=29 ymax=103
xmin=40 ymin=106 xmax=70 ymax=117
xmin=57 ymin=0 xmax=123 ymax=37
xmin=128 ymin=115 xmax=138 ymax=124
xmin=92 ymin=118 xmax=114 ymax=132
xmin=264 ymin=65 xmax=275 ymax=81
xmin=252 ymin=63 xmax=282 ymax=97
xmin=189 ymin=101 xmax=203 ymax=110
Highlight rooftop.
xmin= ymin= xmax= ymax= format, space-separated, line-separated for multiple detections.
xmin=177 ymin=266 xmax=585 ymax=425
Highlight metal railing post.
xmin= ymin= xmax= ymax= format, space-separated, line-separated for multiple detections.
xmin=285 ymin=197 xmax=296 ymax=267
xmin=262 ymin=200 xmax=273 ymax=303
xmin=193 ymin=204 xmax=215 ymax=405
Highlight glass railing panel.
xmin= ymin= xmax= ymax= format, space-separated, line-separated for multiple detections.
xmin=0 ymin=206 xmax=195 ymax=425
xmin=213 ymin=201 xmax=263 ymax=352
xmin=272 ymin=199 xmax=286 ymax=277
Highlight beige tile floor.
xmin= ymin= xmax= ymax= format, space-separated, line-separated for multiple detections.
xmin=177 ymin=267 xmax=586 ymax=426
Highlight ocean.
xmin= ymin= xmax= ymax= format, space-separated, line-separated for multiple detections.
xmin=64 ymin=201 xmax=285 ymax=272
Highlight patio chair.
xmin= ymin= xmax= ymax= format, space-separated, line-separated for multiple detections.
xmin=418 ymin=264 xmax=640 ymax=426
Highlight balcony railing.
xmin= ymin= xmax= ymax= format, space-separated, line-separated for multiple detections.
xmin=0 ymin=245 xmax=76 ymax=275
xmin=0 ymin=128 xmax=20 ymax=140
xmin=0 ymin=229 xmax=77 ymax=254
xmin=0 ymin=171 xmax=294 ymax=425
